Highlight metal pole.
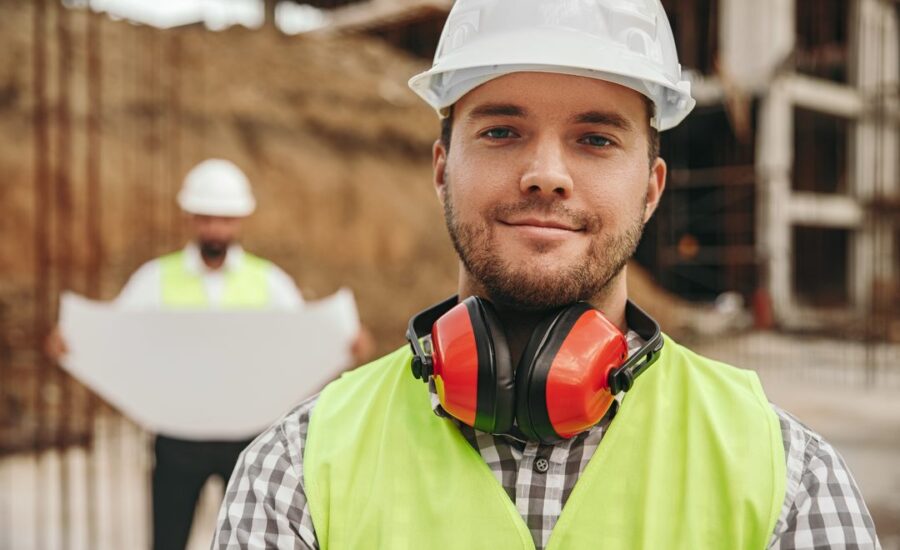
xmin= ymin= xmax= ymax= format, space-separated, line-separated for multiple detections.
xmin=85 ymin=6 xmax=104 ymax=548
xmin=31 ymin=0 xmax=51 ymax=546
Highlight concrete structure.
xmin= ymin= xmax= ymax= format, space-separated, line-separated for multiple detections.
xmin=731 ymin=0 xmax=899 ymax=328
xmin=320 ymin=0 xmax=451 ymax=32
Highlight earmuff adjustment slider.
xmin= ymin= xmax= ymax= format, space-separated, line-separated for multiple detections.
xmin=410 ymin=354 xmax=433 ymax=381
xmin=407 ymin=295 xmax=459 ymax=381
xmin=608 ymin=368 xmax=635 ymax=395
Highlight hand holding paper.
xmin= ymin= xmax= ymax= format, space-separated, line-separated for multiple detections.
xmin=58 ymin=289 xmax=360 ymax=439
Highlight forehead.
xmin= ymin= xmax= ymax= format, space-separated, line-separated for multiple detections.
xmin=454 ymin=72 xmax=649 ymax=126
xmin=193 ymin=215 xmax=241 ymax=223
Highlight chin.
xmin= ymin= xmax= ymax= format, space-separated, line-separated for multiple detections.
xmin=508 ymin=252 xmax=583 ymax=274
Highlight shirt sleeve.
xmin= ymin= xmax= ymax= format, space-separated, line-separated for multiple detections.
xmin=768 ymin=406 xmax=881 ymax=549
xmin=113 ymin=260 xmax=162 ymax=310
xmin=266 ymin=265 xmax=304 ymax=310
xmin=213 ymin=397 xmax=319 ymax=550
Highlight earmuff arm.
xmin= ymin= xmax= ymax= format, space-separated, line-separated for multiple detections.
xmin=406 ymin=295 xmax=460 ymax=380
xmin=607 ymin=300 xmax=665 ymax=394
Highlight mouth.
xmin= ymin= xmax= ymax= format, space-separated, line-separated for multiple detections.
xmin=497 ymin=217 xmax=586 ymax=244
xmin=499 ymin=217 xmax=583 ymax=232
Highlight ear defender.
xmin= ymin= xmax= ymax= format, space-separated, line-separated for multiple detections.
xmin=513 ymin=303 xmax=627 ymax=443
xmin=406 ymin=296 xmax=663 ymax=444
xmin=427 ymin=298 xmax=516 ymax=434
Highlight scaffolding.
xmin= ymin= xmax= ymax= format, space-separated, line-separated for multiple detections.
xmin=638 ymin=0 xmax=899 ymax=336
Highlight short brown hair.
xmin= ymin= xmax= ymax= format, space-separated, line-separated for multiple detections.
xmin=440 ymin=96 xmax=660 ymax=166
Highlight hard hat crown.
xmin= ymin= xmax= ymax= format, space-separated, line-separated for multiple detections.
xmin=409 ymin=0 xmax=695 ymax=131
xmin=177 ymin=159 xmax=256 ymax=217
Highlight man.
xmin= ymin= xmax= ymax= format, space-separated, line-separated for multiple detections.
xmin=47 ymin=158 xmax=369 ymax=550
xmin=213 ymin=2 xmax=880 ymax=549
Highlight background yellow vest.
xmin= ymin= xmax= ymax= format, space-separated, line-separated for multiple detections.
xmin=159 ymin=250 xmax=271 ymax=308
xmin=305 ymin=337 xmax=786 ymax=550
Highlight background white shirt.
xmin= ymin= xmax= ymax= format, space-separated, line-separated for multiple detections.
xmin=115 ymin=242 xmax=304 ymax=310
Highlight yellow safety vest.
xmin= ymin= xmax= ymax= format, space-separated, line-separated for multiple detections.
xmin=305 ymin=337 xmax=785 ymax=550
xmin=159 ymin=250 xmax=271 ymax=308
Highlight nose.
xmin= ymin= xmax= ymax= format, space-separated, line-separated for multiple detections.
xmin=519 ymin=137 xmax=574 ymax=198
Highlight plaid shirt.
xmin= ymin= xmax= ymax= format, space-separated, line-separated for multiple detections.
xmin=213 ymin=335 xmax=881 ymax=549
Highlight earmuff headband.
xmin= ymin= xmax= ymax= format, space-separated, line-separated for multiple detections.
xmin=407 ymin=295 xmax=458 ymax=379
xmin=608 ymin=300 xmax=664 ymax=394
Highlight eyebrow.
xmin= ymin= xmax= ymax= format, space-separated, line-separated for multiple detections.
xmin=466 ymin=103 xmax=527 ymax=121
xmin=572 ymin=111 xmax=633 ymax=131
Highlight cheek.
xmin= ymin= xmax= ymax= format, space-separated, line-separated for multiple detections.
xmin=446 ymin=158 xmax=511 ymax=217
xmin=576 ymin=168 xmax=648 ymax=226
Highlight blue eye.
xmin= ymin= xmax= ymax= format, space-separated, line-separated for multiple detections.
xmin=582 ymin=135 xmax=612 ymax=147
xmin=483 ymin=128 xmax=514 ymax=139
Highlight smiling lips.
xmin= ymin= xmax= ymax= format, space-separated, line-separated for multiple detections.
xmin=500 ymin=217 xmax=584 ymax=239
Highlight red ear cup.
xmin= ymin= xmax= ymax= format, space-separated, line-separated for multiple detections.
xmin=431 ymin=297 xmax=515 ymax=433
xmin=431 ymin=301 xmax=480 ymax=426
xmin=544 ymin=309 xmax=627 ymax=438
xmin=515 ymin=303 xmax=627 ymax=443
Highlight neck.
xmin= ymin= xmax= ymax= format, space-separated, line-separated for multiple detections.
xmin=203 ymin=255 xmax=226 ymax=270
xmin=457 ymin=265 xmax=630 ymax=366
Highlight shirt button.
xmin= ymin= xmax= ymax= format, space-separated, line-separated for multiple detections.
xmin=534 ymin=457 xmax=550 ymax=474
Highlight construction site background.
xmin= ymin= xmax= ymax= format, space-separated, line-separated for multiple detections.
xmin=0 ymin=1 xmax=897 ymax=549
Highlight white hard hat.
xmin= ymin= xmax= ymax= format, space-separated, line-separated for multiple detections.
xmin=177 ymin=159 xmax=256 ymax=217
xmin=408 ymin=0 xmax=696 ymax=131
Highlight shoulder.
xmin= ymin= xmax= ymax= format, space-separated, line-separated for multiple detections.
xmin=241 ymin=253 xmax=304 ymax=306
xmin=658 ymin=336 xmax=772 ymax=411
xmin=215 ymin=395 xmax=321 ymax=548
xmin=771 ymin=404 xmax=829 ymax=505
xmin=128 ymin=250 xmax=191 ymax=285
xmin=663 ymin=335 xmax=754 ymax=378
xmin=771 ymin=403 xmax=862 ymax=507
xmin=320 ymin=347 xmax=413 ymax=397
xmin=241 ymin=251 xmax=275 ymax=269
xmin=132 ymin=256 xmax=167 ymax=277
xmin=308 ymin=348 xmax=421 ymax=442
xmin=133 ymin=250 xmax=187 ymax=277
xmin=768 ymin=404 xmax=880 ymax=547
xmin=242 ymin=393 xmax=319 ymax=470
xmin=114 ymin=257 xmax=168 ymax=308
xmin=263 ymin=261 xmax=300 ymax=289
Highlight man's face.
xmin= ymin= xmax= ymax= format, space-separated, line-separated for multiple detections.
xmin=190 ymin=214 xmax=242 ymax=258
xmin=433 ymin=72 xmax=666 ymax=310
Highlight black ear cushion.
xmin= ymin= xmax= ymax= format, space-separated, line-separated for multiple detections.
xmin=469 ymin=298 xmax=516 ymax=434
xmin=515 ymin=303 xmax=594 ymax=443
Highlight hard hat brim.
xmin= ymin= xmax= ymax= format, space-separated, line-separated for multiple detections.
xmin=177 ymin=194 xmax=256 ymax=218
xmin=408 ymin=28 xmax=696 ymax=131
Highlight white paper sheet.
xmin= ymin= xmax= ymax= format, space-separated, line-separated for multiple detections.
xmin=58 ymin=289 xmax=360 ymax=440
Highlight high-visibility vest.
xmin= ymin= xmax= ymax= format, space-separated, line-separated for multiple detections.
xmin=305 ymin=337 xmax=785 ymax=550
xmin=159 ymin=250 xmax=271 ymax=308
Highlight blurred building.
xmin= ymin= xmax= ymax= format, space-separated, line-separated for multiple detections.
xmin=647 ymin=0 xmax=899 ymax=334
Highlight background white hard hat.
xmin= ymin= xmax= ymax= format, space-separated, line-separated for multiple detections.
xmin=177 ymin=159 xmax=256 ymax=217
xmin=408 ymin=0 xmax=696 ymax=131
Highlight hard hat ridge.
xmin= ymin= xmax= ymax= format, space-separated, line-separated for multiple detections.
xmin=177 ymin=159 xmax=256 ymax=217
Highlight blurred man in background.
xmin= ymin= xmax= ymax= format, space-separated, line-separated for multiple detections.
xmin=213 ymin=1 xmax=879 ymax=549
xmin=47 ymin=158 xmax=371 ymax=550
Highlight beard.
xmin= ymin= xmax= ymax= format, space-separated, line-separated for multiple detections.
xmin=199 ymin=239 xmax=230 ymax=261
xmin=442 ymin=179 xmax=645 ymax=311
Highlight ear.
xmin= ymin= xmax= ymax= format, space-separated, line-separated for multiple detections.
xmin=433 ymin=139 xmax=448 ymax=206
xmin=643 ymin=157 xmax=667 ymax=223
